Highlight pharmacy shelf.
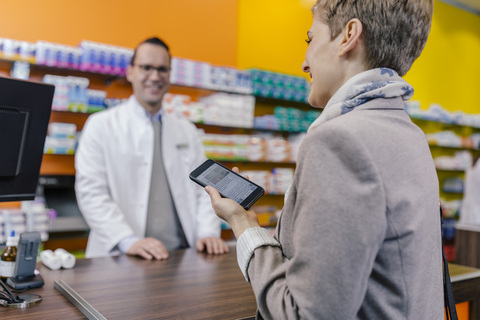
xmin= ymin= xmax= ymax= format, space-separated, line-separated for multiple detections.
xmin=255 ymin=95 xmax=311 ymax=109
xmin=0 ymin=57 xmax=120 ymax=82
xmin=50 ymin=110 xmax=91 ymax=131
xmin=410 ymin=115 xmax=480 ymax=130
xmin=0 ymin=57 xmax=252 ymax=95
xmin=40 ymin=154 xmax=75 ymax=176
xmin=2 ymin=57 xmax=313 ymax=103
xmin=213 ymin=159 xmax=296 ymax=166
xmin=196 ymin=123 xmax=308 ymax=135
xmin=39 ymin=154 xmax=296 ymax=176
xmin=442 ymin=190 xmax=464 ymax=195
xmin=429 ymin=143 xmax=479 ymax=151
xmin=1 ymin=57 xmax=314 ymax=105
xmin=435 ymin=168 xmax=466 ymax=173
xmin=0 ymin=54 xmax=313 ymax=242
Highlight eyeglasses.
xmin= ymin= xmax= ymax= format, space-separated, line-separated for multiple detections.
xmin=133 ymin=64 xmax=170 ymax=76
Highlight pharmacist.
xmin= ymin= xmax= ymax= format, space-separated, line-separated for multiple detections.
xmin=460 ymin=144 xmax=480 ymax=224
xmin=205 ymin=1 xmax=444 ymax=319
xmin=75 ymin=37 xmax=227 ymax=259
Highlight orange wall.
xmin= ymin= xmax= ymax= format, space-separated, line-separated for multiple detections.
xmin=0 ymin=0 xmax=238 ymax=66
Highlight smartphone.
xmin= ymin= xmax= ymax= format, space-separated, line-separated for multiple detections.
xmin=190 ymin=159 xmax=265 ymax=210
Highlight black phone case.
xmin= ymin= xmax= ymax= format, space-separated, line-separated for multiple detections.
xmin=189 ymin=160 xmax=264 ymax=209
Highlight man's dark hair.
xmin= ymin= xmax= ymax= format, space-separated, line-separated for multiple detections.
xmin=130 ymin=37 xmax=170 ymax=66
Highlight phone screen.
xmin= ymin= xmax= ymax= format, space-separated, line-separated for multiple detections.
xmin=190 ymin=160 xmax=264 ymax=209
xmin=195 ymin=163 xmax=258 ymax=204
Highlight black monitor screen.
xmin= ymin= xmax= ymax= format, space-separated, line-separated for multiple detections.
xmin=0 ymin=77 xmax=54 ymax=202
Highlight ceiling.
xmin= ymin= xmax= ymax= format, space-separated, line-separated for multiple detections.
xmin=440 ymin=0 xmax=480 ymax=14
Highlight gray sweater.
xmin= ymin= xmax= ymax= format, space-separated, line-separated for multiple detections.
xmin=247 ymin=97 xmax=444 ymax=319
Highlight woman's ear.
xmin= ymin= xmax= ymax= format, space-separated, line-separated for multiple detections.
xmin=338 ymin=18 xmax=363 ymax=57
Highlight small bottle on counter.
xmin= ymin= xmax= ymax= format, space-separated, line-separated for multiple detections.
xmin=0 ymin=231 xmax=18 ymax=281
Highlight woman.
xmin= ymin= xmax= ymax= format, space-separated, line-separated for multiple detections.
xmin=205 ymin=1 xmax=443 ymax=319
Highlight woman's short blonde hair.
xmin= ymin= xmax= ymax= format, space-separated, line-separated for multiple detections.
xmin=312 ymin=0 xmax=433 ymax=76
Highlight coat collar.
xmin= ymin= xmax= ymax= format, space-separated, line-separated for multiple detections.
xmin=127 ymin=95 xmax=164 ymax=122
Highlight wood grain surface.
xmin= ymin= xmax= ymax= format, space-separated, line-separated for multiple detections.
xmin=0 ymin=247 xmax=257 ymax=319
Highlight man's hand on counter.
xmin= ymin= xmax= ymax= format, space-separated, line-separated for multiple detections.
xmin=127 ymin=237 xmax=169 ymax=260
xmin=196 ymin=236 xmax=229 ymax=255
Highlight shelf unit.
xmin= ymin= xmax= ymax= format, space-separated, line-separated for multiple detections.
xmin=411 ymin=116 xmax=480 ymax=262
xmin=429 ymin=143 xmax=479 ymax=151
xmin=1 ymin=58 xmax=476 ymax=192
xmin=410 ymin=117 xmax=480 ymax=201
xmin=12 ymin=55 xmax=480 ymax=245
xmin=0 ymin=57 xmax=312 ymax=243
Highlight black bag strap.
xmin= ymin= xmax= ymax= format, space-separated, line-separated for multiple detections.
xmin=440 ymin=204 xmax=458 ymax=320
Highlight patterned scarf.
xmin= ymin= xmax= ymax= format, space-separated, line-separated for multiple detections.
xmin=308 ymin=68 xmax=414 ymax=133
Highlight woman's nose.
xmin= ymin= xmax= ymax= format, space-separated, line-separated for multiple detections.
xmin=302 ymin=61 xmax=310 ymax=73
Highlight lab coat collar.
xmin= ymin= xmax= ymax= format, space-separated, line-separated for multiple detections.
xmin=128 ymin=95 xmax=164 ymax=122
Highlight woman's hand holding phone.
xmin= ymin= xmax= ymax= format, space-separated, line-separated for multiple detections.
xmin=204 ymin=167 xmax=261 ymax=239
xmin=190 ymin=159 xmax=265 ymax=210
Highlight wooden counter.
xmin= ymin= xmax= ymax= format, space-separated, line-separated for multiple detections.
xmin=2 ymin=248 xmax=480 ymax=319
xmin=450 ymin=263 xmax=480 ymax=320
xmin=0 ymin=247 xmax=257 ymax=319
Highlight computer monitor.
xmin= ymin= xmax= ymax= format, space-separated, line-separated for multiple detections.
xmin=0 ymin=77 xmax=54 ymax=202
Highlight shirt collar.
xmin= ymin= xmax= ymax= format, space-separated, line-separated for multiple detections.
xmin=145 ymin=109 xmax=163 ymax=122
xmin=129 ymin=95 xmax=163 ymax=122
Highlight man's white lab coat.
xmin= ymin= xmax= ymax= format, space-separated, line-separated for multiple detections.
xmin=75 ymin=96 xmax=220 ymax=258
xmin=460 ymin=160 xmax=480 ymax=225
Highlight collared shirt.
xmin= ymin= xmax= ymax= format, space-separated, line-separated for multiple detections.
xmin=117 ymin=108 xmax=163 ymax=253
xmin=117 ymin=106 xmax=187 ymax=253
xmin=145 ymin=108 xmax=163 ymax=122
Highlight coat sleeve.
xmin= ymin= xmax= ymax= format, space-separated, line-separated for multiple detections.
xmin=247 ymin=126 xmax=387 ymax=319
xmin=75 ymin=115 xmax=135 ymax=253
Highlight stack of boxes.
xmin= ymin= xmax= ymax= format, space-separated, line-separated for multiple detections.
xmin=406 ymin=101 xmax=480 ymax=128
xmin=426 ymin=131 xmax=480 ymax=149
xmin=273 ymin=106 xmax=320 ymax=132
xmin=250 ymin=69 xmax=310 ymax=103
xmin=443 ymin=178 xmax=465 ymax=194
xmin=87 ymin=89 xmax=108 ymax=113
xmin=200 ymin=93 xmax=255 ymax=128
xmin=0 ymin=38 xmax=36 ymax=63
xmin=201 ymin=133 xmax=251 ymax=162
xmin=44 ymin=123 xmax=77 ymax=155
xmin=163 ymin=92 xmax=256 ymax=128
xmin=42 ymin=74 xmax=106 ymax=113
xmin=170 ymin=57 xmax=252 ymax=94
xmin=35 ymin=41 xmax=82 ymax=69
xmin=201 ymin=132 xmax=303 ymax=163
xmin=0 ymin=201 xmax=52 ymax=244
xmin=170 ymin=58 xmax=211 ymax=88
xmin=237 ymin=167 xmax=295 ymax=228
xmin=241 ymin=168 xmax=294 ymax=195
xmin=434 ymin=150 xmax=473 ymax=171
xmin=78 ymin=41 xmax=133 ymax=75
xmin=0 ymin=38 xmax=133 ymax=76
